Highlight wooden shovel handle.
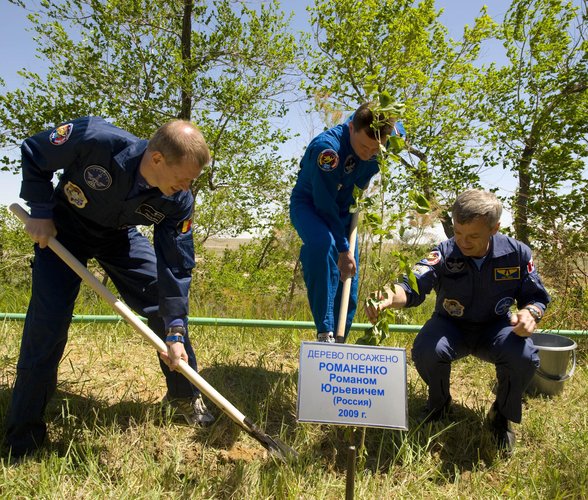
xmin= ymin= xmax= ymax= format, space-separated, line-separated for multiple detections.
xmin=335 ymin=210 xmax=359 ymax=343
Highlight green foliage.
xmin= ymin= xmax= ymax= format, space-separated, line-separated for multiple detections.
xmin=479 ymin=0 xmax=587 ymax=245
xmin=303 ymin=0 xmax=499 ymax=220
xmin=0 ymin=206 xmax=34 ymax=310
xmin=192 ymin=221 xmax=305 ymax=319
xmin=0 ymin=0 xmax=302 ymax=238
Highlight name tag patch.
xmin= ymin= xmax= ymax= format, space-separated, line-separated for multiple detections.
xmin=136 ymin=204 xmax=165 ymax=224
xmin=494 ymin=267 xmax=520 ymax=281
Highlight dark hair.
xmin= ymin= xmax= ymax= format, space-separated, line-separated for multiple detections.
xmin=147 ymin=120 xmax=210 ymax=168
xmin=452 ymin=189 xmax=502 ymax=227
xmin=351 ymin=102 xmax=395 ymax=140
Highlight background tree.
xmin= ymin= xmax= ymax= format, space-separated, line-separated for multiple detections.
xmin=0 ymin=0 xmax=301 ymax=240
xmin=479 ymin=0 xmax=587 ymax=245
xmin=302 ymin=0 xmax=498 ymax=237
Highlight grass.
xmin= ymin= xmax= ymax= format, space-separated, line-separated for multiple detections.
xmin=1 ymin=318 xmax=587 ymax=499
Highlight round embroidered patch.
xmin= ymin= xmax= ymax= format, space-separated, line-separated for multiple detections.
xmin=317 ymin=149 xmax=339 ymax=172
xmin=84 ymin=165 xmax=112 ymax=190
xmin=494 ymin=296 xmax=514 ymax=315
xmin=49 ymin=123 xmax=73 ymax=146
xmin=64 ymin=181 xmax=88 ymax=208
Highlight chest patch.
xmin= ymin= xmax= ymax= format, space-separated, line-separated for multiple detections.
xmin=49 ymin=123 xmax=73 ymax=146
xmin=494 ymin=267 xmax=520 ymax=281
xmin=136 ymin=204 xmax=165 ymax=224
xmin=443 ymin=298 xmax=464 ymax=317
xmin=317 ymin=149 xmax=339 ymax=172
xmin=445 ymin=257 xmax=465 ymax=273
xmin=64 ymin=181 xmax=88 ymax=208
xmin=344 ymin=155 xmax=356 ymax=174
xmin=84 ymin=165 xmax=112 ymax=190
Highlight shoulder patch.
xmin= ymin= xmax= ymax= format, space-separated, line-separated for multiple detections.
xmin=527 ymin=258 xmax=535 ymax=273
xmin=84 ymin=165 xmax=112 ymax=190
xmin=425 ymin=250 xmax=441 ymax=266
xmin=412 ymin=263 xmax=431 ymax=276
xmin=179 ymin=219 xmax=192 ymax=234
xmin=317 ymin=149 xmax=339 ymax=172
xmin=49 ymin=123 xmax=73 ymax=146
xmin=64 ymin=181 xmax=88 ymax=208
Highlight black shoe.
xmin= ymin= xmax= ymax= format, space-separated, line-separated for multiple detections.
xmin=487 ymin=402 xmax=516 ymax=455
xmin=417 ymin=396 xmax=452 ymax=425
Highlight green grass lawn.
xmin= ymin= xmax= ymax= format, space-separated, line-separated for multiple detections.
xmin=1 ymin=320 xmax=587 ymax=499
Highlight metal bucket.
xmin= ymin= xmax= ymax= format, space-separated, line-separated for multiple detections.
xmin=527 ymin=332 xmax=577 ymax=396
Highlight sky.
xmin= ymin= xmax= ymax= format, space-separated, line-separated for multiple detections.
xmin=0 ymin=0 xmax=516 ymax=217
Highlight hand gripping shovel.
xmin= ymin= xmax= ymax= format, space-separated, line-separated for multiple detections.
xmin=10 ymin=203 xmax=297 ymax=462
xmin=335 ymin=211 xmax=359 ymax=343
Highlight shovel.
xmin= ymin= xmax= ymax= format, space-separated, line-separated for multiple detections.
xmin=9 ymin=203 xmax=297 ymax=462
xmin=335 ymin=211 xmax=359 ymax=343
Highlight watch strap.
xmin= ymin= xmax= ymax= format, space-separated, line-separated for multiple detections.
xmin=524 ymin=305 xmax=543 ymax=322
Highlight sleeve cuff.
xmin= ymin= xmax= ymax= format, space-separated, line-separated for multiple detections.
xmin=27 ymin=201 xmax=55 ymax=219
xmin=163 ymin=317 xmax=186 ymax=330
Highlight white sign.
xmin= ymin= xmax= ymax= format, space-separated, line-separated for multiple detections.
xmin=297 ymin=342 xmax=408 ymax=429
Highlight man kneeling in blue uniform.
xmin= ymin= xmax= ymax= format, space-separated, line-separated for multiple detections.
xmin=365 ymin=189 xmax=550 ymax=454
xmin=290 ymin=102 xmax=405 ymax=343
xmin=3 ymin=117 xmax=214 ymax=459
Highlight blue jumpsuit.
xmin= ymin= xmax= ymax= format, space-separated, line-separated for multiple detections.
xmin=290 ymin=119 xmax=405 ymax=337
xmin=5 ymin=117 xmax=201 ymax=456
xmin=400 ymin=234 xmax=550 ymax=422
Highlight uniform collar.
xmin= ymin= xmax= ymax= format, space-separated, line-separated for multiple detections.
xmin=448 ymin=234 xmax=510 ymax=260
xmin=113 ymin=139 xmax=148 ymax=174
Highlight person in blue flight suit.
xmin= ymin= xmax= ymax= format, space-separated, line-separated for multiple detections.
xmin=3 ymin=116 xmax=214 ymax=459
xmin=290 ymin=102 xmax=405 ymax=343
xmin=365 ymin=189 xmax=550 ymax=454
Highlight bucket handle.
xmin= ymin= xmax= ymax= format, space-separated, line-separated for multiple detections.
xmin=535 ymin=349 xmax=576 ymax=382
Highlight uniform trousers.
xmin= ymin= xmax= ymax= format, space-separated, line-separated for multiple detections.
xmin=4 ymin=217 xmax=199 ymax=456
xmin=411 ymin=313 xmax=539 ymax=422
xmin=290 ymin=202 xmax=358 ymax=338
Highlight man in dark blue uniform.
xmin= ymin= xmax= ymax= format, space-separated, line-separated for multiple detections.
xmin=290 ymin=103 xmax=405 ymax=343
xmin=3 ymin=116 xmax=214 ymax=458
xmin=365 ymin=189 xmax=550 ymax=454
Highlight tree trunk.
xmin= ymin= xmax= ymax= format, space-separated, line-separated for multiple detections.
xmin=440 ymin=210 xmax=454 ymax=238
xmin=514 ymin=144 xmax=535 ymax=246
xmin=180 ymin=0 xmax=193 ymax=120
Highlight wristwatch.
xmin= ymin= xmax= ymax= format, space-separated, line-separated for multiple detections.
xmin=165 ymin=325 xmax=186 ymax=344
xmin=524 ymin=305 xmax=543 ymax=323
